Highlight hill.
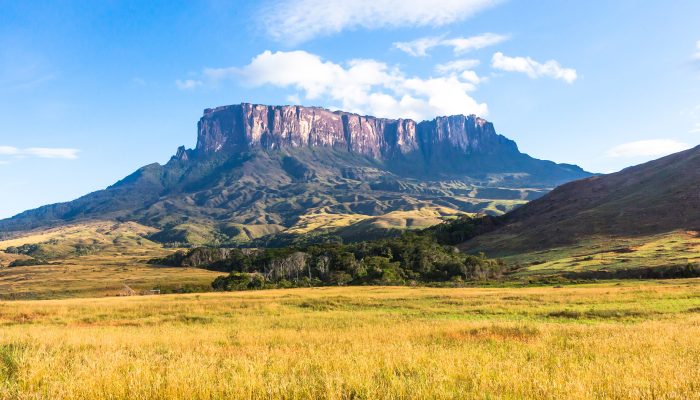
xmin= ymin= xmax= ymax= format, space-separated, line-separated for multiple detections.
xmin=0 ymin=103 xmax=591 ymax=244
xmin=459 ymin=145 xmax=700 ymax=276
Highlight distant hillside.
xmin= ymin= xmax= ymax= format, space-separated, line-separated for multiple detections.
xmin=0 ymin=103 xmax=591 ymax=244
xmin=462 ymin=145 xmax=700 ymax=255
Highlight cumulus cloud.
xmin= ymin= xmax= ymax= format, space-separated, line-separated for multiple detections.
xmin=261 ymin=0 xmax=501 ymax=44
xmin=606 ymin=139 xmax=690 ymax=158
xmin=175 ymin=79 xmax=203 ymax=90
xmin=219 ymin=50 xmax=487 ymax=120
xmin=394 ymin=33 xmax=508 ymax=57
xmin=0 ymin=146 xmax=79 ymax=160
xmin=491 ymin=52 xmax=577 ymax=83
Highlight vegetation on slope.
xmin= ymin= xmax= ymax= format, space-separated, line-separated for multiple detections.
xmin=0 ymin=148 xmax=544 ymax=245
xmin=155 ymin=214 xmax=700 ymax=289
xmin=494 ymin=230 xmax=700 ymax=278
xmin=463 ymin=145 xmax=700 ymax=254
xmin=0 ymin=221 xmax=219 ymax=299
xmin=0 ymin=221 xmax=161 ymax=265
xmin=149 ymin=215 xmax=510 ymax=290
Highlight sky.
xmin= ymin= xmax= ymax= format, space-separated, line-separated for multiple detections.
xmin=1 ymin=0 xmax=700 ymax=219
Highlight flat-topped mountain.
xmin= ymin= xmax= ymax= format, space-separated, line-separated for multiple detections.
xmin=192 ymin=103 xmax=516 ymax=161
xmin=0 ymin=103 xmax=592 ymax=244
xmin=181 ymin=103 xmax=586 ymax=181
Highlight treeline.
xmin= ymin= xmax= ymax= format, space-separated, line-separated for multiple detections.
xmin=151 ymin=215 xmax=511 ymax=291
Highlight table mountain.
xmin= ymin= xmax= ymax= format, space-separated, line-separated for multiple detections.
xmin=0 ymin=103 xmax=591 ymax=244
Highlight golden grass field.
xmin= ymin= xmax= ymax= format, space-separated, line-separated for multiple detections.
xmin=1 ymin=282 xmax=700 ymax=399
xmin=499 ymin=230 xmax=700 ymax=277
xmin=0 ymin=221 xmax=220 ymax=299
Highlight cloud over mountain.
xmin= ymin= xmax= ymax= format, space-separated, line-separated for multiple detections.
xmin=207 ymin=50 xmax=488 ymax=120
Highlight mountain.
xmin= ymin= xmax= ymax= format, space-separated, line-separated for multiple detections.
xmin=0 ymin=103 xmax=591 ymax=244
xmin=461 ymin=144 xmax=700 ymax=255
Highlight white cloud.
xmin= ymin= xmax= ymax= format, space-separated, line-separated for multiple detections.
xmin=226 ymin=50 xmax=487 ymax=121
xmin=442 ymin=34 xmax=509 ymax=54
xmin=0 ymin=146 xmax=19 ymax=155
xmin=491 ymin=52 xmax=578 ymax=83
xmin=606 ymin=139 xmax=690 ymax=158
xmin=691 ymin=123 xmax=700 ymax=133
xmin=693 ymin=40 xmax=700 ymax=60
xmin=433 ymin=59 xmax=483 ymax=84
xmin=394 ymin=36 xmax=443 ymax=57
xmin=24 ymin=148 xmax=79 ymax=159
xmin=0 ymin=146 xmax=79 ymax=160
xmin=435 ymin=59 xmax=480 ymax=74
xmin=261 ymin=0 xmax=501 ymax=44
xmin=394 ymin=33 xmax=508 ymax=57
xmin=459 ymin=70 xmax=482 ymax=84
xmin=175 ymin=79 xmax=203 ymax=90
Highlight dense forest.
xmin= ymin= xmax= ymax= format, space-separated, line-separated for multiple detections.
xmin=151 ymin=215 xmax=511 ymax=290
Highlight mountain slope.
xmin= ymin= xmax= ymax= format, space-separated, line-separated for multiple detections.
xmin=462 ymin=145 xmax=700 ymax=255
xmin=0 ymin=103 xmax=592 ymax=243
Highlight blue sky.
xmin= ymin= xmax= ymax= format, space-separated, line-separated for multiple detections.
xmin=1 ymin=0 xmax=699 ymax=219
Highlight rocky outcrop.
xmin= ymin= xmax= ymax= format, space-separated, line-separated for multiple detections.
xmin=0 ymin=102 xmax=593 ymax=238
xmin=194 ymin=103 xmax=518 ymax=163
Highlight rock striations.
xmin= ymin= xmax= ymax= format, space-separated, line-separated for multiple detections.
xmin=190 ymin=103 xmax=518 ymax=163
xmin=0 ymin=103 xmax=592 ymax=242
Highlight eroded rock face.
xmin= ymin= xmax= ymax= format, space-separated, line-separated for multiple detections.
xmin=194 ymin=103 xmax=515 ymax=162
xmin=0 ymin=102 xmax=593 ymax=237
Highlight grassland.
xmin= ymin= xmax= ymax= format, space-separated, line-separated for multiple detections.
xmin=285 ymin=206 xmax=468 ymax=236
xmin=0 ymin=259 xmax=220 ymax=300
xmin=0 ymin=221 xmax=220 ymax=299
xmin=1 ymin=283 xmax=699 ymax=399
xmin=0 ymin=221 xmax=162 ymax=261
xmin=497 ymin=230 xmax=700 ymax=278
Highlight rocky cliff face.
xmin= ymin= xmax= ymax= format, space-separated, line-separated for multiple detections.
xmin=0 ymin=102 xmax=592 ymax=239
xmin=193 ymin=103 xmax=518 ymax=163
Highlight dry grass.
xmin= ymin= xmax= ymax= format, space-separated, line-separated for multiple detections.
xmin=499 ymin=230 xmax=700 ymax=277
xmin=1 ymin=282 xmax=699 ymax=399
xmin=0 ymin=221 xmax=158 ymax=250
xmin=0 ymin=221 xmax=219 ymax=299
xmin=285 ymin=206 xmax=467 ymax=235
xmin=0 ymin=259 xmax=220 ymax=299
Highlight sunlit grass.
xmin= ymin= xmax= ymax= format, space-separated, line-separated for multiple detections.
xmin=1 ymin=282 xmax=699 ymax=399
xmin=501 ymin=230 xmax=700 ymax=276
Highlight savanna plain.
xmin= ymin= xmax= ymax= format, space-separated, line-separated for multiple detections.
xmin=2 ymin=282 xmax=700 ymax=399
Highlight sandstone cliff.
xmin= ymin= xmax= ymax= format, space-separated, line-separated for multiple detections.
xmin=191 ymin=103 xmax=518 ymax=164
xmin=0 ymin=103 xmax=592 ymax=239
